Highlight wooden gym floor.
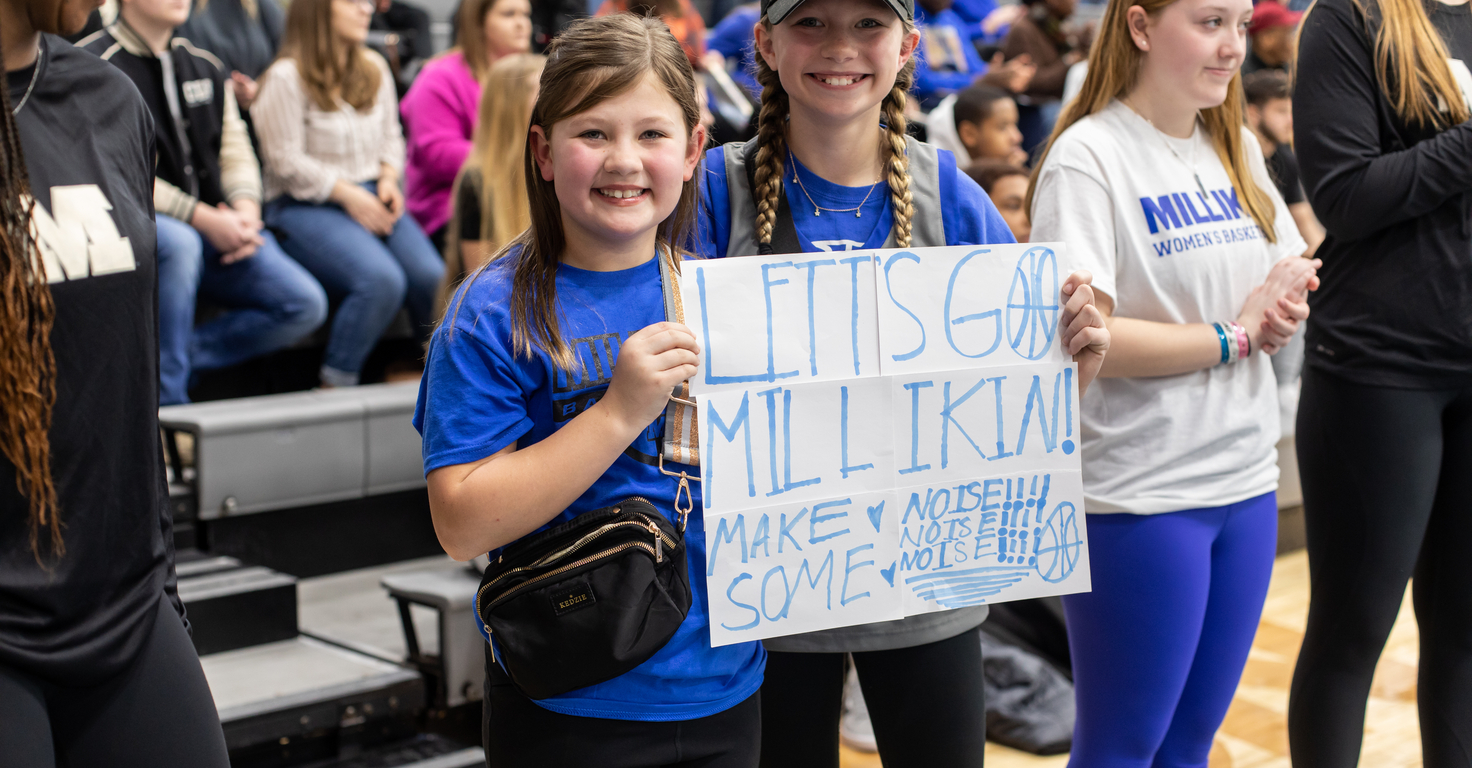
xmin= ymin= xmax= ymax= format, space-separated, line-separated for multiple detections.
xmin=839 ymin=549 xmax=1426 ymax=768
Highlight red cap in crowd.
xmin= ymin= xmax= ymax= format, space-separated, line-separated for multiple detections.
xmin=1249 ymin=1 xmax=1303 ymax=35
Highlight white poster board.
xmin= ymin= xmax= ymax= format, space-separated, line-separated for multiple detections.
xmin=685 ymin=244 xmax=1091 ymax=648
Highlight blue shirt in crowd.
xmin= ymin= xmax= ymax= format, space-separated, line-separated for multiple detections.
xmin=696 ymin=142 xmax=1015 ymax=258
xmin=951 ymin=0 xmax=1007 ymax=42
xmin=914 ymin=5 xmax=990 ymax=105
xmin=413 ymin=253 xmax=766 ymax=721
xmin=707 ymin=4 xmax=762 ymax=98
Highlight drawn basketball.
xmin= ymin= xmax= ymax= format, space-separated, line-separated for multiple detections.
xmin=1006 ymin=246 xmax=1060 ymax=360
xmin=1033 ymin=501 xmax=1082 ymax=583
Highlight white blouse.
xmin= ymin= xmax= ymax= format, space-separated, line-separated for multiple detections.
xmin=251 ymin=51 xmax=405 ymax=203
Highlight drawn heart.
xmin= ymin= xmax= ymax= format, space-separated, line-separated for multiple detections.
xmin=867 ymin=501 xmax=885 ymax=533
xmin=879 ymin=561 xmax=897 ymax=587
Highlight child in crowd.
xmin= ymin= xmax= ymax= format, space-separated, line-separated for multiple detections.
xmin=401 ymin=0 xmax=532 ymax=249
xmin=415 ymin=15 xmax=763 ymax=766
xmin=437 ymin=52 xmax=544 ymax=314
xmin=930 ymin=82 xmax=1028 ymax=165
xmin=82 ymin=0 xmax=328 ymax=406
xmin=253 ymin=0 xmax=444 ymax=388
xmin=1291 ymin=0 xmax=1472 ymax=758
xmin=697 ymin=1 xmax=1108 ymax=765
xmin=1027 ymin=0 xmax=1317 ymax=762
xmin=1243 ymin=69 xmax=1321 ymax=257
xmin=966 ymin=160 xmax=1031 ymax=241
xmin=0 ymin=0 xmax=230 ymax=762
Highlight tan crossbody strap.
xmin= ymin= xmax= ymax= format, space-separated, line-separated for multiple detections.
xmin=656 ymin=250 xmax=699 ymax=523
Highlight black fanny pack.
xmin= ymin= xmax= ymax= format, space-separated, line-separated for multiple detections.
xmin=474 ymin=498 xmax=692 ymax=700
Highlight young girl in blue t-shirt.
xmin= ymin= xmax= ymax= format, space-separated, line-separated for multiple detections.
xmin=414 ymin=15 xmax=764 ymax=767
xmin=696 ymin=1 xmax=1109 ymax=765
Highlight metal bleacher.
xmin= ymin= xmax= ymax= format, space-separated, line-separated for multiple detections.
xmin=160 ymin=383 xmax=486 ymax=768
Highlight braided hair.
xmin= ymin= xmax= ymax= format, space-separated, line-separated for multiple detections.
xmin=752 ymin=17 xmax=918 ymax=248
xmin=0 ymin=31 xmax=62 ymax=563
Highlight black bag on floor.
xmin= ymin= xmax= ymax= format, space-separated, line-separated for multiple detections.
xmin=474 ymin=498 xmax=691 ymax=700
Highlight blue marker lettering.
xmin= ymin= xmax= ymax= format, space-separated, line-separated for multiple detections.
xmin=841 ymin=544 xmax=876 ymax=606
xmin=883 ymin=252 xmax=926 ymax=362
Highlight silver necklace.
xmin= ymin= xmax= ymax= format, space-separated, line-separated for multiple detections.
xmin=1127 ymin=100 xmax=1211 ymax=200
xmin=11 ymin=42 xmax=42 ymax=116
xmin=787 ymin=148 xmax=883 ymax=218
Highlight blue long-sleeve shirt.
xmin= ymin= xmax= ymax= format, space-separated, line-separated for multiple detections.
xmin=707 ymin=5 xmax=761 ymax=98
xmin=914 ymin=6 xmax=989 ymax=104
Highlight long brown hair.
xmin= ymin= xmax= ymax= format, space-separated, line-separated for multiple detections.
xmin=438 ymin=52 xmax=544 ymax=314
xmin=752 ymin=13 xmax=918 ymax=248
xmin=1026 ymin=0 xmax=1277 ymax=243
xmin=0 ymin=33 xmax=62 ymax=562
xmin=278 ymin=0 xmax=382 ymax=110
xmin=1302 ymin=0 xmax=1468 ymax=126
xmin=453 ymin=14 xmax=704 ymax=371
xmin=455 ymin=0 xmax=510 ymax=80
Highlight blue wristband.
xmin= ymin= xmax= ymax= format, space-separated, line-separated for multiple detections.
xmin=1213 ymin=322 xmax=1230 ymax=365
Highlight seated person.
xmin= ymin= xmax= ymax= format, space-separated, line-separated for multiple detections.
xmin=1001 ymin=0 xmax=1088 ymax=150
xmin=965 ymin=160 xmax=1031 ymax=242
xmin=1244 ymin=69 xmax=1323 ymax=256
xmin=595 ymin=0 xmax=705 ymax=67
xmin=371 ymin=0 xmax=434 ymax=80
xmin=930 ymin=82 xmax=1029 ymax=166
xmin=705 ymin=2 xmax=760 ymax=99
xmin=439 ymin=53 xmax=544 ymax=314
xmin=402 ymin=0 xmax=532 ymax=250
xmin=254 ymin=0 xmax=444 ymax=388
xmin=82 ymin=0 xmax=328 ymax=405
xmin=951 ymin=0 xmax=1026 ymax=45
xmin=1244 ymin=0 xmax=1301 ymax=75
xmin=915 ymin=0 xmax=1034 ymax=108
xmin=177 ymin=0 xmax=286 ymax=112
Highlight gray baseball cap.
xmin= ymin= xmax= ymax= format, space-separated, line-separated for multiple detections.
xmin=760 ymin=0 xmax=915 ymax=25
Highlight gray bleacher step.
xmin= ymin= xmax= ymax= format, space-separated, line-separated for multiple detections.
xmin=310 ymin=737 xmax=483 ymax=768
xmin=179 ymin=562 xmax=298 ymax=655
xmin=201 ymin=636 xmax=426 ymax=759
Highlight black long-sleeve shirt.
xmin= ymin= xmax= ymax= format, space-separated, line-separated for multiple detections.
xmin=1294 ymin=0 xmax=1472 ymax=387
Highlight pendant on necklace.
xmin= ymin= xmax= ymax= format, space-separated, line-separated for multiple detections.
xmin=815 ymin=207 xmax=821 ymax=216
xmin=855 ymin=210 xmax=862 ymax=218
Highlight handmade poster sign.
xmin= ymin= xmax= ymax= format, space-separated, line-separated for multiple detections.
xmin=687 ymin=244 xmax=1092 ymax=648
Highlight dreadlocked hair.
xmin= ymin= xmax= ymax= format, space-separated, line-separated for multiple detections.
xmin=0 ymin=33 xmax=62 ymax=563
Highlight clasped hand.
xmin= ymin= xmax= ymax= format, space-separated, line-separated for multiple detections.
xmin=1238 ymin=257 xmax=1321 ymax=355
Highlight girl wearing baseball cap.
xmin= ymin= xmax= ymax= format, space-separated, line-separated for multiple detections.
xmin=696 ymin=1 xmax=1109 ymax=765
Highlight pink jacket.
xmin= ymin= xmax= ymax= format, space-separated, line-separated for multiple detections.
xmin=402 ymin=52 xmax=482 ymax=236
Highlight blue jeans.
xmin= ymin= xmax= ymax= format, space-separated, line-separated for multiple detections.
xmin=1062 ymin=493 xmax=1278 ymax=768
xmin=155 ymin=213 xmax=329 ymax=405
xmin=265 ymin=182 xmax=444 ymax=385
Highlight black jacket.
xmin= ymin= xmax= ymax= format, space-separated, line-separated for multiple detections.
xmin=1294 ymin=0 xmax=1472 ymax=387
xmin=82 ymin=21 xmax=232 ymax=212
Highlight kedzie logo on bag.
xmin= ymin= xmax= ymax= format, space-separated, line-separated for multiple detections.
xmin=551 ymin=581 xmax=597 ymax=616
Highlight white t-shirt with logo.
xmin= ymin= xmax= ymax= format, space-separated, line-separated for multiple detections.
xmin=1031 ymin=99 xmax=1306 ymax=515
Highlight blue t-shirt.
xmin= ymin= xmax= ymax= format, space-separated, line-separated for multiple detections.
xmin=413 ymin=253 xmax=766 ymax=721
xmin=707 ymin=4 xmax=761 ymax=99
xmin=696 ymin=142 xmax=1014 ymax=259
xmin=914 ymin=6 xmax=991 ymax=105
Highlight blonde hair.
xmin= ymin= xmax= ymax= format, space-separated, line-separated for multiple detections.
xmin=752 ymin=14 xmax=918 ymax=248
xmin=1026 ymin=0 xmax=1277 ymax=243
xmin=1302 ymin=0 xmax=1469 ymax=126
xmin=438 ymin=53 xmax=545 ymax=315
xmin=276 ymin=0 xmax=382 ymax=111
xmin=451 ymin=15 xmax=704 ymax=370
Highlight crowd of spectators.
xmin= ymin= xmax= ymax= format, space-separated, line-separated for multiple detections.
xmin=68 ymin=0 xmax=1305 ymax=413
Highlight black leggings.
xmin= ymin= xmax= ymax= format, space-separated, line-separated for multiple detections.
xmin=483 ymin=658 xmax=760 ymax=767
xmin=1289 ymin=367 xmax=1472 ymax=767
xmin=759 ymin=626 xmax=986 ymax=768
xmin=0 ymin=595 xmax=230 ymax=768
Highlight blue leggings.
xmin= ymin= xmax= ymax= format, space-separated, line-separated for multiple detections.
xmin=1062 ymin=492 xmax=1277 ymax=768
